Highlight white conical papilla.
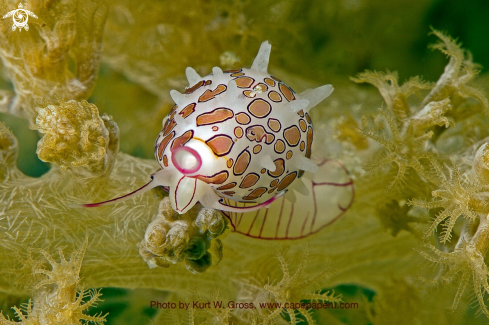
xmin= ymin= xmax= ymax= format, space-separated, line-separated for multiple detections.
xmin=295 ymin=156 xmax=318 ymax=173
xmin=223 ymin=79 xmax=238 ymax=103
xmin=300 ymin=85 xmax=334 ymax=112
xmin=251 ymin=41 xmax=271 ymax=73
xmin=185 ymin=67 xmax=201 ymax=85
xmin=260 ymin=155 xmax=276 ymax=171
xmin=170 ymin=90 xmax=186 ymax=107
xmin=284 ymin=189 xmax=296 ymax=203
xmin=293 ymin=179 xmax=309 ymax=196
xmin=287 ymin=99 xmax=309 ymax=113
xmin=212 ymin=66 xmax=224 ymax=77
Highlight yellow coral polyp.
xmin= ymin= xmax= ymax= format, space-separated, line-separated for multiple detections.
xmin=409 ymin=161 xmax=485 ymax=243
xmin=0 ymin=0 xmax=109 ymax=124
xmin=422 ymin=30 xmax=489 ymax=115
xmin=0 ymin=239 xmax=107 ymax=325
xmin=35 ymin=99 xmax=112 ymax=175
xmin=139 ymin=198 xmax=226 ymax=273
xmin=351 ymin=70 xmax=433 ymax=120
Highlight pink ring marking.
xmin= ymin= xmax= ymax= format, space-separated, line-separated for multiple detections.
xmin=171 ymin=146 xmax=202 ymax=175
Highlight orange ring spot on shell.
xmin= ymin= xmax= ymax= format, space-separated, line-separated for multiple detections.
xmin=277 ymin=172 xmax=297 ymax=191
xmin=234 ymin=76 xmax=255 ymax=88
xmin=171 ymin=130 xmax=194 ymax=149
xmin=299 ymin=119 xmax=307 ymax=132
xmin=242 ymin=187 xmax=267 ymax=200
xmin=300 ymin=141 xmax=305 ymax=151
xmin=266 ymin=134 xmax=275 ymax=144
xmin=179 ymin=103 xmax=196 ymax=119
xmin=234 ymin=149 xmax=251 ymax=175
xmin=239 ymin=173 xmax=260 ymax=188
xmin=234 ymin=127 xmax=243 ymax=138
xmin=158 ymin=131 xmax=175 ymax=158
xmin=286 ymin=150 xmax=293 ymax=160
xmin=264 ymin=78 xmax=276 ymax=87
xmin=306 ymin=126 xmax=313 ymax=158
xmin=279 ymin=83 xmax=295 ymax=101
xmin=197 ymin=171 xmax=229 ymax=184
xmin=245 ymin=125 xmax=275 ymax=144
xmin=198 ymin=84 xmax=227 ymax=102
xmin=247 ymin=99 xmax=272 ymax=118
xmin=274 ymin=139 xmax=285 ymax=153
xmin=163 ymin=155 xmax=168 ymax=167
xmin=305 ymin=112 xmax=312 ymax=124
xmin=267 ymin=118 xmax=281 ymax=132
xmin=217 ymin=182 xmax=236 ymax=190
xmin=206 ymin=134 xmax=234 ymax=156
xmin=235 ymin=112 xmax=251 ymax=125
xmin=227 ymin=158 xmax=234 ymax=168
xmin=253 ymin=144 xmax=262 ymax=154
xmin=268 ymin=91 xmax=282 ymax=102
xmin=196 ymin=108 xmax=234 ymax=126
xmin=184 ymin=80 xmax=205 ymax=94
xmin=283 ymin=125 xmax=301 ymax=147
xmin=163 ymin=119 xmax=177 ymax=136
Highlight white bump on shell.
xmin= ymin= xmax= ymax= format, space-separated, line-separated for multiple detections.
xmin=287 ymin=99 xmax=309 ymax=113
xmin=170 ymin=90 xmax=186 ymax=107
xmin=300 ymin=84 xmax=334 ymax=112
xmin=212 ymin=66 xmax=224 ymax=76
xmin=223 ymin=79 xmax=238 ymax=103
xmin=251 ymin=41 xmax=272 ymax=73
xmin=185 ymin=67 xmax=201 ymax=85
xmin=295 ymin=156 xmax=318 ymax=173
xmin=284 ymin=189 xmax=296 ymax=203
xmin=260 ymin=155 xmax=276 ymax=171
xmin=292 ymin=179 xmax=309 ymax=196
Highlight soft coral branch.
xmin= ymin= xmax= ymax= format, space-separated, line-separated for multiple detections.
xmin=409 ymin=160 xmax=486 ymax=243
xmin=0 ymin=0 xmax=109 ymax=124
xmin=351 ymin=70 xmax=433 ymax=121
xmin=0 ymin=237 xmax=107 ymax=324
xmin=360 ymin=107 xmax=438 ymax=191
xmin=422 ymin=29 xmax=489 ymax=116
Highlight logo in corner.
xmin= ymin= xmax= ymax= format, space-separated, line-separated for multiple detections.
xmin=3 ymin=3 xmax=37 ymax=32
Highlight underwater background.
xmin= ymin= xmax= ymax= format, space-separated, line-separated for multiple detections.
xmin=1 ymin=0 xmax=489 ymax=324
